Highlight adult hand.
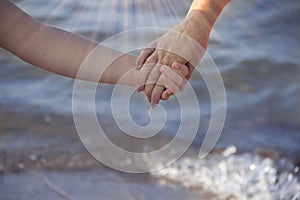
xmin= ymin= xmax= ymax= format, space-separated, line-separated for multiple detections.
xmin=136 ymin=12 xmax=212 ymax=105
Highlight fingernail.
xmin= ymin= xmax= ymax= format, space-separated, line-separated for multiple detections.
xmin=152 ymin=96 xmax=160 ymax=106
xmin=151 ymin=99 xmax=158 ymax=108
xmin=138 ymin=86 xmax=145 ymax=92
xmin=180 ymin=83 xmax=187 ymax=91
xmin=151 ymin=103 xmax=157 ymax=108
xmin=160 ymin=65 xmax=166 ymax=73
xmin=172 ymin=63 xmax=179 ymax=69
xmin=136 ymin=64 xmax=142 ymax=69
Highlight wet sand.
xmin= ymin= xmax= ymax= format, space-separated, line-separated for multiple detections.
xmin=0 ymin=110 xmax=215 ymax=200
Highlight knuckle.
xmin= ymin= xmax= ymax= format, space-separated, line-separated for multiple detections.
xmin=145 ymin=87 xmax=154 ymax=96
xmin=161 ymin=57 xmax=170 ymax=65
xmin=148 ymin=76 xmax=157 ymax=84
xmin=148 ymin=71 xmax=160 ymax=83
xmin=158 ymin=85 xmax=165 ymax=91
xmin=146 ymin=56 xmax=157 ymax=64
xmin=183 ymin=68 xmax=189 ymax=77
xmin=160 ymin=65 xmax=167 ymax=72
xmin=177 ymin=76 xmax=183 ymax=85
xmin=160 ymin=74 xmax=166 ymax=81
xmin=137 ymin=76 xmax=145 ymax=86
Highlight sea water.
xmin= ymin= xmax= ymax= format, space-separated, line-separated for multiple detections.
xmin=0 ymin=0 xmax=299 ymax=199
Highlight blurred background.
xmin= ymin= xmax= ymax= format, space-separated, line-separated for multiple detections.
xmin=0 ymin=0 xmax=299 ymax=199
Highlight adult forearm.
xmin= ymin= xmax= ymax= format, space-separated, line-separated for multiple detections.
xmin=187 ymin=0 xmax=230 ymax=29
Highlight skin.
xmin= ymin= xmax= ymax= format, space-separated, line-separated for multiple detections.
xmin=137 ymin=0 xmax=231 ymax=106
xmin=0 ymin=0 xmax=188 ymax=99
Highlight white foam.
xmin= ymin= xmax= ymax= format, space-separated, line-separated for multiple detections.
xmin=151 ymin=146 xmax=300 ymax=200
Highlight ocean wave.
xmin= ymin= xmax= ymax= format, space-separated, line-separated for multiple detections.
xmin=151 ymin=146 xmax=300 ymax=200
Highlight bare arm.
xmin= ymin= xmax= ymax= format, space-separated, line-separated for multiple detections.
xmin=188 ymin=0 xmax=230 ymax=22
xmin=0 ymin=0 xmax=138 ymax=85
xmin=136 ymin=0 xmax=230 ymax=105
xmin=0 ymin=0 xmax=188 ymax=96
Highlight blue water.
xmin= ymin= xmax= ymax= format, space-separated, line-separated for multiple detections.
xmin=0 ymin=0 xmax=299 ymax=199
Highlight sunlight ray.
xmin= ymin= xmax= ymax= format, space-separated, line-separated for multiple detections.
xmin=69 ymin=0 xmax=92 ymax=33
xmin=160 ymin=0 xmax=177 ymax=27
xmin=106 ymin=0 xmax=119 ymax=34
xmin=139 ymin=0 xmax=162 ymax=42
xmin=158 ymin=0 xmax=169 ymax=20
xmin=90 ymin=1 xmax=107 ymax=41
xmin=130 ymin=0 xmax=137 ymax=30
xmin=137 ymin=0 xmax=147 ymax=27
xmin=165 ymin=0 xmax=181 ymax=23
xmin=135 ymin=0 xmax=150 ymax=50
xmin=179 ymin=0 xmax=191 ymax=16
xmin=114 ymin=0 xmax=124 ymax=32
xmin=44 ymin=0 xmax=73 ymax=25
xmin=145 ymin=0 xmax=159 ymax=28
xmin=124 ymin=0 xmax=129 ymax=30
xmin=117 ymin=0 xmax=130 ymax=51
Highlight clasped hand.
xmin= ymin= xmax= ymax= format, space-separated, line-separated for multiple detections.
xmin=135 ymin=15 xmax=210 ymax=106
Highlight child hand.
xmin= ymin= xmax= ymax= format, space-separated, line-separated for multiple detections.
xmin=160 ymin=62 xmax=188 ymax=100
xmin=133 ymin=62 xmax=188 ymax=102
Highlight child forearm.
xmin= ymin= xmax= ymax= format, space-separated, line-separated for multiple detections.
xmin=0 ymin=0 xmax=95 ymax=80
xmin=0 ymin=0 xmax=187 ymax=93
xmin=0 ymin=0 xmax=136 ymax=86
xmin=20 ymin=22 xmax=137 ymax=86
